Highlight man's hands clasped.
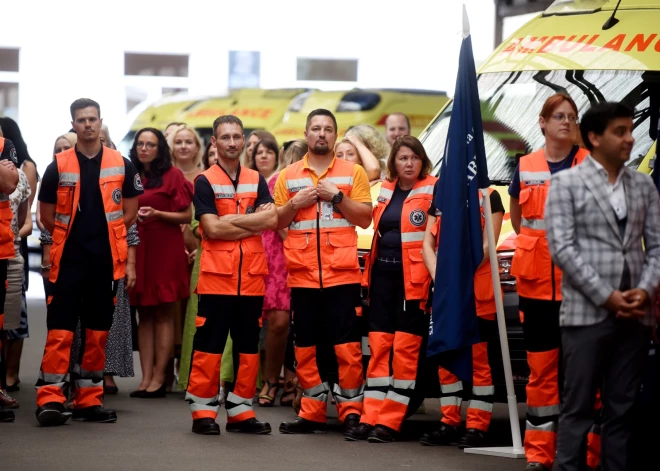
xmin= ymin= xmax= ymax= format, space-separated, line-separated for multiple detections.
xmin=604 ymin=288 xmax=650 ymax=319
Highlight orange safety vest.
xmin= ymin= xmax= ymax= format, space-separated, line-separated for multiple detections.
xmin=362 ymin=175 xmax=437 ymax=301
xmin=431 ymin=188 xmax=502 ymax=318
xmin=0 ymin=137 xmax=15 ymax=260
xmin=49 ymin=147 xmax=128 ymax=283
xmin=510 ymin=148 xmax=589 ymax=301
xmin=282 ymin=156 xmax=361 ymax=289
xmin=196 ymin=164 xmax=268 ymax=296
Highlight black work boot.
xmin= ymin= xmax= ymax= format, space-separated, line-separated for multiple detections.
xmin=524 ymin=463 xmax=551 ymax=471
xmin=192 ymin=418 xmax=220 ymax=435
xmin=458 ymin=428 xmax=487 ymax=449
xmin=279 ymin=417 xmax=327 ymax=434
xmin=72 ymin=406 xmax=117 ymax=423
xmin=419 ymin=422 xmax=459 ymax=446
xmin=367 ymin=424 xmax=398 ymax=443
xmin=1 ymin=408 xmax=15 ymax=422
xmin=226 ymin=418 xmax=272 ymax=434
xmin=345 ymin=422 xmax=372 ymax=441
xmin=342 ymin=413 xmax=360 ymax=439
xmin=36 ymin=402 xmax=71 ymax=427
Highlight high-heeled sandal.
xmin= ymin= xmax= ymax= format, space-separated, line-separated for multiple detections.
xmin=280 ymin=380 xmax=296 ymax=407
xmin=258 ymin=380 xmax=279 ymax=407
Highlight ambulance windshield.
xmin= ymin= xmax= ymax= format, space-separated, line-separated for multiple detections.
xmin=420 ymin=69 xmax=659 ymax=183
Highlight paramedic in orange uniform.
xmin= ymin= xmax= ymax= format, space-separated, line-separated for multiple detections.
xmin=274 ymin=109 xmax=372 ymax=438
xmin=36 ymin=98 xmax=141 ymax=426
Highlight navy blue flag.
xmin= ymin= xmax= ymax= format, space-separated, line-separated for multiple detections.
xmin=428 ymin=18 xmax=490 ymax=382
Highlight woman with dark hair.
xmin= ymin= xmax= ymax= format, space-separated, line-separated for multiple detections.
xmin=0 ymin=117 xmax=38 ymax=394
xmin=129 ymin=128 xmax=194 ymax=398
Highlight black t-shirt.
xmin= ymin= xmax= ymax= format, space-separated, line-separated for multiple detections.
xmin=0 ymin=138 xmax=18 ymax=166
xmin=428 ymin=181 xmax=504 ymax=216
xmin=376 ymin=185 xmax=411 ymax=262
xmin=194 ymin=164 xmax=273 ymax=220
xmin=38 ymin=146 xmax=143 ymax=264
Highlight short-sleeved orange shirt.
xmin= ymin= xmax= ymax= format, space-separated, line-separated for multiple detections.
xmin=274 ymin=154 xmax=372 ymax=207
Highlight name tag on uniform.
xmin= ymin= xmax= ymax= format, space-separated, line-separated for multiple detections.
xmin=523 ymin=180 xmax=546 ymax=185
xmin=214 ymin=193 xmax=234 ymax=199
xmin=377 ymin=196 xmax=388 ymax=203
xmin=321 ymin=201 xmax=334 ymax=221
xmin=288 ymin=186 xmax=307 ymax=193
xmin=59 ymin=181 xmax=76 ymax=187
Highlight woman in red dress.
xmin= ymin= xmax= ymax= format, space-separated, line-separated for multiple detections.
xmin=129 ymin=128 xmax=193 ymax=398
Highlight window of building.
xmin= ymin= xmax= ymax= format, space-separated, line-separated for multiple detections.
xmin=0 ymin=83 xmax=19 ymax=120
xmin=124 ymin=53 xmax=189 ymax=77
xmin=0 ymin=48 xmax=19 ymax=73
xmin=296 ymin=58 xmax=358 ymax=82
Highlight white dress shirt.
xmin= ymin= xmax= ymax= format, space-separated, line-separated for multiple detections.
xmin=589 ymin=156 xmax=627 ymax=220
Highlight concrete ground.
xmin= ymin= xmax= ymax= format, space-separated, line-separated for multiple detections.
xmin=0 ymin=273 xmax=529 ymax=471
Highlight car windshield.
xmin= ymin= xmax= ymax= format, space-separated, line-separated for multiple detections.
xmin=419 ymin=70 xmax=660 ymax=183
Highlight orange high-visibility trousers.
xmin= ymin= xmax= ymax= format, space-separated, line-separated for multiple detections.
xmin=438 ymin=318 xmax=496 ymax=432
xmin=361 ymin=262 xmax=427 ymax=431
xmin=520 ymin=297 xmax=562 ymax=469
xmin=35 ymin=260 xmax=116 ymax=410
xmin=292 ymin=285 xmax=364 ymax=424
xmin=186 ymin=295 xmax=262 ymax=423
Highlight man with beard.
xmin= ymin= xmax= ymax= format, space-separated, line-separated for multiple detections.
xmin=274 ymin=109 xmax=372 ymax=438
xmin=186 ymin=115 xmax=277 ymax=436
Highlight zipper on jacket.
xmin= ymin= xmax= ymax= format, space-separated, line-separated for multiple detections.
xmin=316 ymin=202 xmax=323 ymax=290
xmin=237 ymin=199 xmax=243 ymax=296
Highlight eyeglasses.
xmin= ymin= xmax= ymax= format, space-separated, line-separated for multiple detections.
xmin=551 ymin=113 xmax=578 ymax=123
xmin=136 ymin=142 xmax=157 ymax=150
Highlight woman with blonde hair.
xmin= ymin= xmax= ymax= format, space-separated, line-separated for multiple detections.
xmin=339 ymin=124 xmax=390 ymax=184
xmin=280 ymin=139 xmax=307 ymax=167
xmin=167 ymin=125 xmax=204 ymax=183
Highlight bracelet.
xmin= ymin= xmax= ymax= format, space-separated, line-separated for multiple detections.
xmin=41 ymin=264 xmax=52 ymax=271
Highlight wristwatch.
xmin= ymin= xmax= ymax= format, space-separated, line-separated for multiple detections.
xmin=332 ymin=191 xmax=344 ymax=205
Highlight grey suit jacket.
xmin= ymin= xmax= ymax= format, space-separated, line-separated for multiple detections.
xmin=545 ymin=156 xmax=660 ymax=327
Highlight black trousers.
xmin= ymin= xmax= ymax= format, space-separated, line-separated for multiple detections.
xmin=556 ymin=315 xmax=650 ymax=471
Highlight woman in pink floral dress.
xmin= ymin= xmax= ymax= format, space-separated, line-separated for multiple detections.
xmin=250 ymin=139 xmax=296 ymax=406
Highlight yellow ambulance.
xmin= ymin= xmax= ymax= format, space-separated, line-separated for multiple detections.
xmin=270 ymin=89 xmax=449 ymax=144
xmin=420 ymin=0 xmax=659 ymax=309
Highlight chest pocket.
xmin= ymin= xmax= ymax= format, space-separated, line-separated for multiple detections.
xmin=519 ymin=184 xmax=548 ymax=220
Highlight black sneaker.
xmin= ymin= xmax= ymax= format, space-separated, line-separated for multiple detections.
xmin=1 ymin=409 xmax=15 ymax=422
xmin=419 ymin=422 xmax=459 ymax=446
xmin=192 ymin=418 xmax=220 ymax=435
xmin=367 ymin=424 xmax=397 ymax=443
xmin=226 ymin=418 xmax=272 ymax=434
xmin=458 ymin=428 xmax=487 ymax=449
xmin=279 ymin=417 xmax=328 ymax=434
xmin=524 ymin=463 xmax=551 ymax=471
xmin=345 ymin=423 xmax=372 ymax=441
xmin=72 ymin=406 xmax=117 ymax=423
xmin=36 ymin=402 xmax=71 ymax=427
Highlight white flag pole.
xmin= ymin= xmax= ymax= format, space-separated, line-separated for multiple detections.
xmin=463 ymin=188 xmax=525 ymax=458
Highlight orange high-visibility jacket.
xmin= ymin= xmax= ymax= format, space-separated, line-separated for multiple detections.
xmin=49 ymin=147 xmax=128 ymax=283
xmin=0 ymin=137 xmax=15 ymax=260
xmin=510 ymin=148 xmax=589 ymax=301
xmin=363 ymin=175 xmax=437 ymax=301
xmin=431 ymin=188 xmax=502 ymax=318
xmin=196 ymin=164 xmax=268 ymax=296
xmin=282 ymin=157 xmax=361 ymax=289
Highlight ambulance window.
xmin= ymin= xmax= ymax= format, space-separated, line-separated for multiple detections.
xmin=420 ymin=69 xmax=656 ymax=183
xmin=336 ymin=92 xmax=381 ymax=112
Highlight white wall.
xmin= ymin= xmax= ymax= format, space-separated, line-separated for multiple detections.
xmin=2 ymin=0 xmax=508 ymax=175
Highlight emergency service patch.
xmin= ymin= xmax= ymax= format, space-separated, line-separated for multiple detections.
xmin=246 ymin=205 xmax=255 ymax=214
xmin=134 ymin=174 xmax=144 ymax=191
xmin=377 ymin=196 xmax=388 ymax=203
xmin=9 ymin=147 xmax=18 ymax=165
xmin=409 ymin=209 xmax=426 ymax=227
xmin=112 ymin=188 xmax=122 ymax=204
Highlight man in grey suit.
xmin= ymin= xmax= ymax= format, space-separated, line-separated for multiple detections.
xmin=546 ymin=101 xmax=660 ymax=471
